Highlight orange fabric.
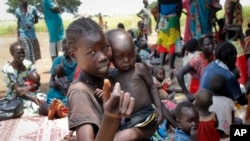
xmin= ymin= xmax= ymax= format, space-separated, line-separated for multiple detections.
xmin=157 ymin=44 xmax=175 ymax=54
xmin=190 ymin=78 xmax=200 ymax=94
xmin=236 ymin=54 xmax=247 ymax=85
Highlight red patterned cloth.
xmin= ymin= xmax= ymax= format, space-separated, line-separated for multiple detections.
xmin=0 ymin=116 xmax=70 ymax=141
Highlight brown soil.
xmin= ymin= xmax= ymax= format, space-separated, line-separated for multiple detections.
xmin=0 ymin=32 xmax=183 ymax=97
xmin=0 ymin=32 xmax=52 ymax=97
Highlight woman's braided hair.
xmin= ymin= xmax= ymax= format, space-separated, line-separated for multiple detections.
xmin=66 ymin=17 xmax=102 ymax=52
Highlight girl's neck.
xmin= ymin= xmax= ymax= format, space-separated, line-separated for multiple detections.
xmin=80 ymin=71 xmax=104 ymax=89
xmin=202 ymin=52 xmax=213 ymax=63
xmin=198 ymin=108 xmax=211 ymax=117
xmin=11 ymin=61 xmax=25 ymax=73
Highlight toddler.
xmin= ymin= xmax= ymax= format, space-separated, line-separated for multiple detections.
xmin=107 ymin=28 xmax=177 ymax=139
xmin=53 ymin=64 xmax=70 ymax=96
xmin=195 ymin=89 xmax=220 ymax=141
xmin=209 ymin=74 xmax=237 ymax=137
xmin=174 ymin=101 xmax=199 ymax=141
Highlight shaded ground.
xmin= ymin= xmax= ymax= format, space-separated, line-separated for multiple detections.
xmin=0 ymin=32 xmax=183 ymax=99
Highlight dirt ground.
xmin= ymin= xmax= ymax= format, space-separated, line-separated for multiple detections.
xmin=0 ymin=32 xmax=52 ymax=96
xmin=0 ymin=31 xmax=183 ymax=97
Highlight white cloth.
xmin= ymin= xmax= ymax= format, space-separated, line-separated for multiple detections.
xmin=209 ymin=96 xmax=236 ymax=135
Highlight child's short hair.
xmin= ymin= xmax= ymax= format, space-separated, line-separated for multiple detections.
xmin=117 ymin=23 xmax=125 ymax=29
xmin=9 ymin=41 xmax=21 ymax=55
xmin=175 ymin=101 xmax=196 ymax=120
xmin=183 ymin=38 xmax=199 ymax=53
xmin=28 ymin=71 xmax=41 ymax=83
xmin=198 ymin=33 xmax=214 ymax=49
xmin=209 ymin=74 xmax=226 ymax=95
xmin=54 ymin=64 xmax=64 ymax=76
xmin=66 ymin=17 xmax=102 ymax=52
xmin=195 ymin=89 xmax=213 ymax=108
xmin=215 ymin=41 xmax=236 ymax=62
xmin=153 ymin=66 xmax=164 ymax=76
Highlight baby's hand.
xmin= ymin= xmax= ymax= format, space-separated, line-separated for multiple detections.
xmin=155 ymin=107 xmax=164 ymax=125
xmin=102 ymin=79 xmax=135 ymax=119
xmin=95 ymin=88 xmax=103 ymax=101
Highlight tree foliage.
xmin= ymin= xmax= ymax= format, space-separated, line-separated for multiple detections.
xmin=6 ymin=0 xmax=81 ymax=16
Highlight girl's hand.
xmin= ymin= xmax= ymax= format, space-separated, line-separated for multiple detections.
xmin=102 ymin=79 xmax=135 ymax=119
xmin=95 ymin=88 xmax=104 ymax=101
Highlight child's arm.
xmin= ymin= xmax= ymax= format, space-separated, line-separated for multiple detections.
xmin=137 ymin=63 xmax=164 ymax=124
xmin=176 ymin=64 xmax=194 ymax=101
xmin=96 ymin=79 xmax=134 ymax=141
xmin=14 ymin=83 xmax=39 ymax=104
xmin=214 ymin=112 xmax=219 ymax=128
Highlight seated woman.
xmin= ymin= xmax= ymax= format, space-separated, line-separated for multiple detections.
xmin=46 ymin=38 xmax=77 ymax=106
xmin=2 ymin=41 xmax=47 ymax=116
xmin=176 ymin=34 xmax=215 ymax=101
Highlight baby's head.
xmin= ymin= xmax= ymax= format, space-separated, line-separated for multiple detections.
xmin=66 ymin=17 xmax=111 ymax=78
xmin=175 ymin=101 xmax=199 ymax=134
xmin=153 ymin=66 xmax=165 ymax=82
xmin=194 ymin=89 xmax=213 ymax=110
xmin=54 ymin=64 xmax=65 ymax=77
xmin=106 ymin=28 xmax=136 ymax=72
xmin=117 ymin=23 xmax=125 ymax=30
xmin=209 ymin=74 xmax=227 ymax=96
xmin=27 ymin=71 xmax=40 ymax=84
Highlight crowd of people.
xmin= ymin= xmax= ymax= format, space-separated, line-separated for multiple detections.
xmin=1 ymin=0 xmax=250 ymax=140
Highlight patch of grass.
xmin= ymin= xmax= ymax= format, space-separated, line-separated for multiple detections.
xmin=0 ymin=6 xmax=250 ymax=36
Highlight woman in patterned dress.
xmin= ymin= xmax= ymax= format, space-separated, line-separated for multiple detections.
xmin=15 ymin=0 xmax=41 ymax=63
xmin=155 ymin=0 xmax=182 ymax=78
xmin=2 ymin=42 xmax=47 ymax=116
xmin=176 ymin=34 xmax=215 ymax=101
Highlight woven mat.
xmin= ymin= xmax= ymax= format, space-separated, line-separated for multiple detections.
xmin=0 ymin=116 xmax=69 ymax=141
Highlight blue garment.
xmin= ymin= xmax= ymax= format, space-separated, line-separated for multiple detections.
xmin=15 ymin=5 xmax=38 ymax=40
xmin=47 ymin=56 xmax=77 ymax=105
xmin=42 ymin=0 xmax=64 ymax=42
xmin=189 ymin=0 xmax=212 ymax=39
xmin=174 ymin=128 xmax=190 ymax=141
xmin=200 ymin=61 xmax=242 ymax=100
xmin=150 ymin=119 xmax=169 ymax=141
xmin=160 ymin=4 xmax=176 ymax=15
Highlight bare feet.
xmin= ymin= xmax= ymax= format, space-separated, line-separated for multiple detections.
xmin=48 ymin=99 xmax=58 ymax=119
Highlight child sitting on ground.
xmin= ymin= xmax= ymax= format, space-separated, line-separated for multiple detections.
xmin=209 ymin=74 xmax=238 ymax=137
xmin=107 ymin=28 xmax=177 ymax=140
xmin=152 ymin=66 xmax=174 ymax=100
xmin=174 ymin=101 xmax=199 ymax=141
xmin=47 ymin=65 xmax=69 ymax=119
xmin=53 ymin=64 xmax=70 ymax=96
xmin=195 ymin=89 xmax=220 ymax=141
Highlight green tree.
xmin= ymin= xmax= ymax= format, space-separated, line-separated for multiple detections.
xmin=6 ymin=0 xmax=81 ymax=16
